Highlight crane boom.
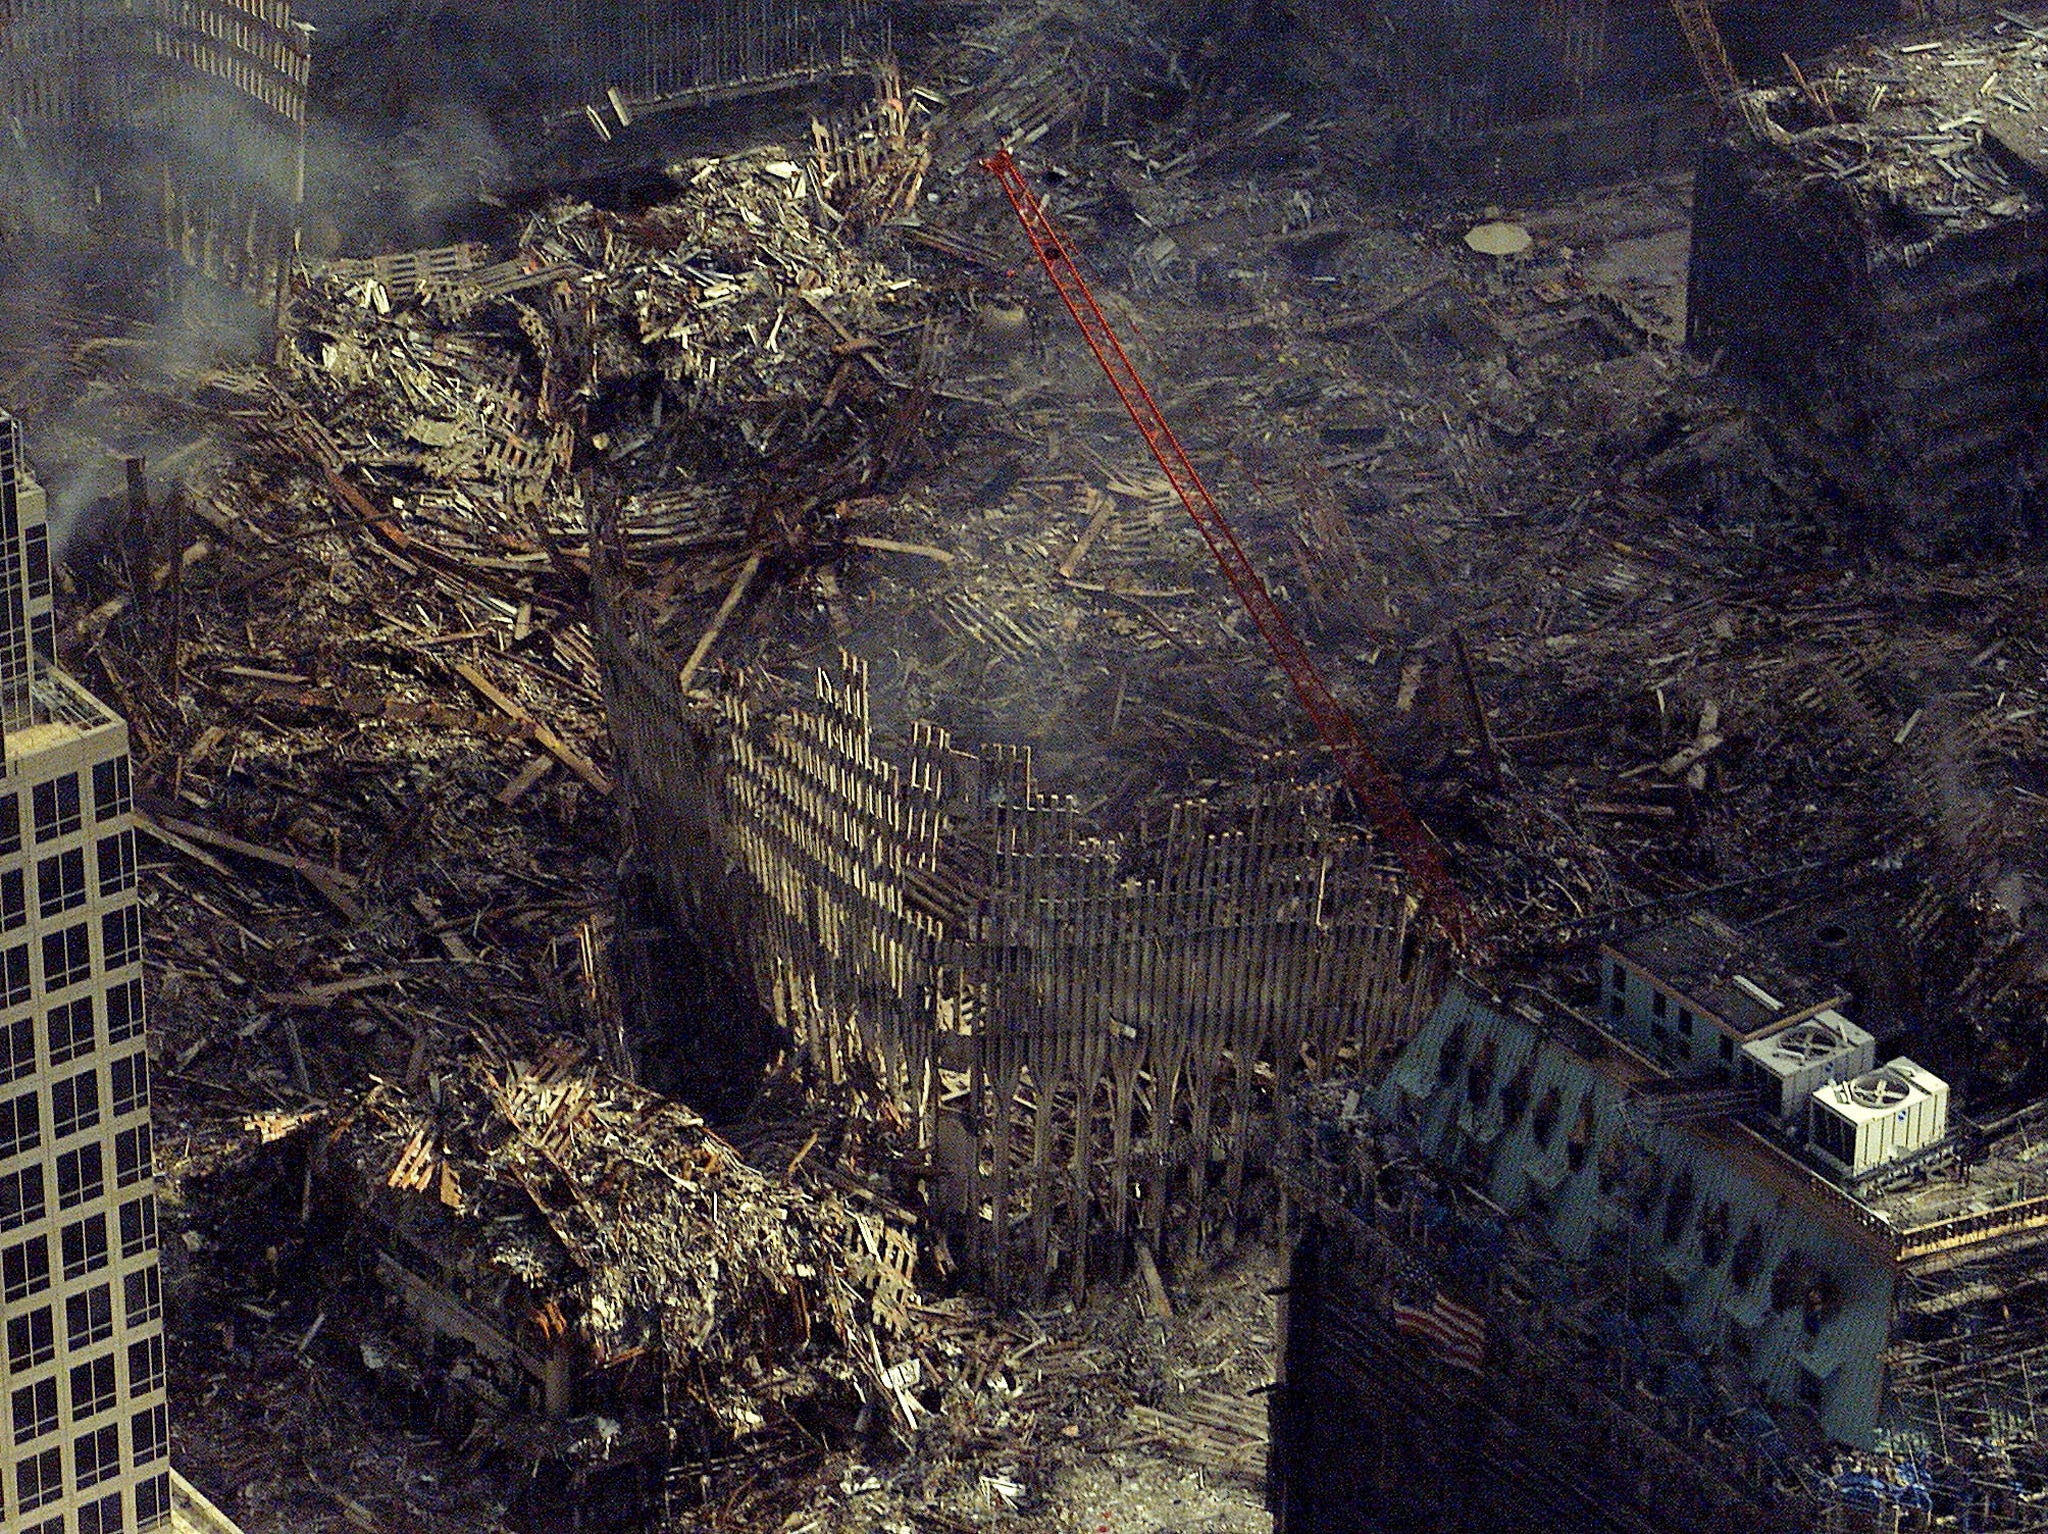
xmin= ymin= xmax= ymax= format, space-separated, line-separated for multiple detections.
xmin=1669 ymin=0 xmax=1741 ymax=107
xmin=980 ymin=148 xmax=1476 ymax=950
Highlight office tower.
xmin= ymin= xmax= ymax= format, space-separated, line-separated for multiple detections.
xmin=0 ymin=413 xmax=168 ymax=1534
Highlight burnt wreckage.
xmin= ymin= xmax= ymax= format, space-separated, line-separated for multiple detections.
xmin=9 ymin=0 xmax=2048 ymax=1530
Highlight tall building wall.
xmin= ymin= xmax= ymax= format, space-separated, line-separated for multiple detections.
xmin=0 ymin=414 xmax=167 ymax=1534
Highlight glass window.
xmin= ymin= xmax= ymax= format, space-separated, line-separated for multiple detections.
xmin=3 ymin=941 xmax=31 ymax=1004
xmin=137 ymin=1468 xmax=172 ymax=1530
xmin=0 ymin=865 xmax=23 ymax=930
xmin=111 ymin=1053 xmax=147 ymax=1117
xmin=116 ymin=1125 xmax=152 ymax=1189
xmin=123 ymin=1266 xmax=161 ymax=1326
xmin=70 ymin=1351 xmax=117 ymax=1419
xmin=57 ymin=1142 xmax=104 ymax=1209
xmin=7 ymin=1305 xmax=53 ymax=1370
xmin=15 ymin=1443 xmax=62 ymax=1508
xmin=66 ymin=1284 xmax=113 ymax=1351
xmin=42 ymin=924 xmax=90 ymax=990
xmin=24 ymin=524 xmax=49 ymax=600
xmin=131 ymin=1401 xmax=168 ymax=1466
xmin=0 ymin=1013 xmax=31 ymax=1083
xmin=49 ymin=997 xmax=95 ymax=1065
xmin=52 ymin=1069 xmax=100 ymax=1140
xmin=75 ymin=1420 xmax=120 ymax=1488
xmin=106 ymin=978 xmax=144 ymax=1044
xmin=0 ymin=1087 xmax=41 ymax=1158
xmin=97 ymin=830 xmax=136 ymax=896
xmin=101 ymin=906 xmax=141 ymax=971
xmin=126 ymin=1333 xmax=164 ymax=1396
xmin=91 ymin=758 xmax=131 ymax=823
xmin=0 ymin=1161 xmax=43 ymax=1230
xmin=37 ymin=847 xmax=86 ymax=917
xmin=61 ymin=1211 xmax=108 ymax=1280
xmin=79 ymin=1488 xmax=124 ymax=1534
xmin=3 ymin=1232 xmax=50 ymax=1299
xmin=0 ymin=791 xmax=21 ymax=856
xmin=12 ymin=1376 xmax=58 ymax=1444
xmin=32 ymin=773 xmax=81 ymax=842
xmin=119 ymin=1195 xmax=157 ymax=1259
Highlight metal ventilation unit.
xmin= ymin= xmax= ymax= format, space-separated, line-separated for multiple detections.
xmin=1810 ymin=1058 xmax=1949 ymax=1178
xmin=1739 ymin=1008 xmax=1874 ymax=1120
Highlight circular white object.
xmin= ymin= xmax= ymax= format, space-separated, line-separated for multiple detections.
xmin=1464 ymin=221 xmax=1533 ymax=256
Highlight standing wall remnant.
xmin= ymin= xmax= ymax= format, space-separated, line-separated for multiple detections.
xmin=594 ymin=538 xmax=1445 ymax=1302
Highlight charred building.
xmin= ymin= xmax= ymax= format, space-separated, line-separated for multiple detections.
xmin=1687 ymin=18 xmax=2048 ymax=551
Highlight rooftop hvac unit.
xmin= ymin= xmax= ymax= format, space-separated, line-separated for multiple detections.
xmin=1809 ymin=1057 xmax=1949 ymax=1177
xmin=1739 ymin=1009 xmax=1875 ymax=1120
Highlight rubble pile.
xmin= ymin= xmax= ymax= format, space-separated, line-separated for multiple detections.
xmin=331 ymin=1036 xmax=926 ymax=1450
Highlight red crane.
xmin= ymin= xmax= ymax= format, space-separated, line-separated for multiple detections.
xmin=981 ymin=148 xmax=1478 ymax=952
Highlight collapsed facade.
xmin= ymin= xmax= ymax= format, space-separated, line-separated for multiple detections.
xmin=316 ymin=1037 xmax=922 ymax=1528
xmin=1688 ymin=19 xmax=2048 ymax=550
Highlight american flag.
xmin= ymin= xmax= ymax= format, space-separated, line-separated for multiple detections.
xmin=1392 ymin=1289 xmax=1487 ymax=1373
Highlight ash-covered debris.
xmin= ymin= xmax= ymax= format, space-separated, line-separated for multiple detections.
xmin=326 ymin=1033 xmax=928 ymax=1452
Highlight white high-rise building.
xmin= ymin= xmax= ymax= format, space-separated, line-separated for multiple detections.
xmin=0 ymin=413 xmax=170 ymax=1534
